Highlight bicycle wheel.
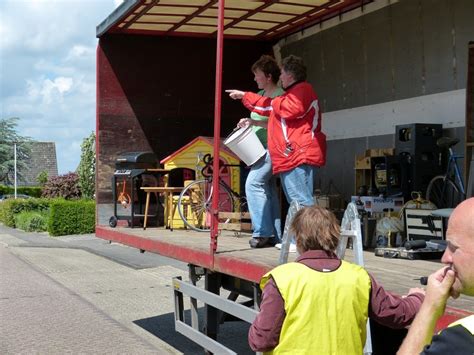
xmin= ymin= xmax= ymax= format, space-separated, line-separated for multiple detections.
xmin=236 ymin=195 xmax=248 ymax=213
xmin=177 ymin=179 xmax=235 ymax=232
xmin=426 ymin=175 xmax=465 ymax=208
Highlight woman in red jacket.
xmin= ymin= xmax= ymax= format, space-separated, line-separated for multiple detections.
xmin=228 ymin=55 xmax=326 ymax=206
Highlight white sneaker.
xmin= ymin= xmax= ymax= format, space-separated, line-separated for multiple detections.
xmin=274 ymin=243 xmax=297 ymax=253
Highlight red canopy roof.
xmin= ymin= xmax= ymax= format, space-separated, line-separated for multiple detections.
xmin=97 ymin=0 xmax=372 ymax=40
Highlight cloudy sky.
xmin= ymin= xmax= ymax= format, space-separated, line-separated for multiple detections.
xmin=1 ymin=0 xmax=123 ymax=174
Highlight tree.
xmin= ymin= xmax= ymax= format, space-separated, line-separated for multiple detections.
xmin=77 ymin=132 xmax=95 ymax=199
xmin=0 ymin=117 xmax=32 ymax=185
xmin=42 ymin=172 xmax=81 ymax=199
xmin=36 ymin=170 xmax=49 ymax=186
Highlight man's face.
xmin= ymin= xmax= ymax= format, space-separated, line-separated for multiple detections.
xmin=441 ymin=207 xmax=474 ymax=297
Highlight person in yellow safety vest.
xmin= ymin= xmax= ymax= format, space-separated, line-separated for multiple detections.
xmin=398 ymin=197 xmax=474 ymax=355
xmin=248 ymin=206 xmax=425 ymax=354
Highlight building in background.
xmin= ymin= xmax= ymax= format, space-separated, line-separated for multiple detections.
xmin=20 ymin=142 xmax=58 ymax=186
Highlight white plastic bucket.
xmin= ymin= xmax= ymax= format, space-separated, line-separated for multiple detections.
xmin=224 ymin=126 xmax=266 ymax=166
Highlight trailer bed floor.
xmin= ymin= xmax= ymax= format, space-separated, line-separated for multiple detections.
xmin=96 ymin=225 xmax=473 ymax=314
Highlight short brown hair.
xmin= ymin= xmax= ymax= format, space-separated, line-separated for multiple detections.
xmin=281 ymin=55 xmax=307 ymax=82
xmin=290 ymin=206 xmax=340 ymax=253
xmin=251 ymin=55 xmax=281 ymax=84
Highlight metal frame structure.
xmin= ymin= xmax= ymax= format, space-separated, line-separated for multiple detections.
xmin=173 ymin=265 xmax=259 ymax=354
xmin=96 ymin=0 xmax=373 ymax=40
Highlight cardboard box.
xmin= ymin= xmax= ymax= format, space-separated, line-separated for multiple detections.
xmin=315 ymin=194 xmax=344 ymax=209
xmin=364 ymin=148 xmax=395 ymax=157
xmin=355 ymin=156 xmax=371 ymax=169
xmin=355 ymin=148 xmax=395 ymax=170
xmin=351 ymin=196 xmax=404 ymax=213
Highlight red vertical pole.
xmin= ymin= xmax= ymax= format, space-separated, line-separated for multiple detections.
xmin=210 ymin=0 xmax=225 ymax=258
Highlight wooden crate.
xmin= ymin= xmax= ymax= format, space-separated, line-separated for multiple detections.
xmin=218 ymin=212 xmax=252 ymax=234
xmin=355 ymin=148 xmax=395 ymax=168
xmin=404 ymin=208 xmax=444 ymax=241
xmin=355 ymin=156 xmax=371 ymax=169
xmin=355 ymin=170 xmax=372 ymax=193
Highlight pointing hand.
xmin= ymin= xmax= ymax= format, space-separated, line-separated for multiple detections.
xmin=225 ymin=89 xmax=245 ymax=100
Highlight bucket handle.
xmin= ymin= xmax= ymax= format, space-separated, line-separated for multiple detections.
xmin=224 ymin=125 xmax=250 ymax=142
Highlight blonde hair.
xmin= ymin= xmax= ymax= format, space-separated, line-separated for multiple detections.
xmin=290 ymin=206 xmax=340 ymax=253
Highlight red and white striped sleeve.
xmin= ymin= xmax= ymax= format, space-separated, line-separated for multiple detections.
xmin=242 ymin=91 xmax=273 ymax=117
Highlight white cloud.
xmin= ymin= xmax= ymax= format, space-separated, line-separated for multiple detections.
xmin=27 ymin=76 xmax=73 ymax=104
xmin=1 ymin=0 xmax=119 ymax=173
xmin=66 ymin=45 xmax=95 ymax=62
xmin=0 ymin=19 xmax=16 ymax=51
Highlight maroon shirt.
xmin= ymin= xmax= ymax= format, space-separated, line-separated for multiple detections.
xmin=248 ymin=250 xmax=424 ymax=352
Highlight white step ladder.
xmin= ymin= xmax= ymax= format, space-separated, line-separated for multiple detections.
xmin=278 ymin=200 xmax=302 ymax=265
xmin=339 ymin=202 xmax=373 ymax=355
xmin=279 ymin=201 xmax=372 ymax=355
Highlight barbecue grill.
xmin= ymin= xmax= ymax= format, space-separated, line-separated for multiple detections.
xmin=110 ymin=151 xmax=162 ymax=228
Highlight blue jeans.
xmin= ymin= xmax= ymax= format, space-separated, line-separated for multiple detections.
xmin=245 ymin=151 xmax=281 ymax=241
xmin=280 ymin=164 xmax=317 ymax=206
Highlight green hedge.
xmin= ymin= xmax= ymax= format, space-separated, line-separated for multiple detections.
xmin=0 ymin=185 xmax=42 ymax=198
xmin=48 ymin=200 xmax=95 ymax=236
xmin=15 ymin=211 xmax=48 ymax=232
xmin=0 ymin=198 xmax=51 ymax=228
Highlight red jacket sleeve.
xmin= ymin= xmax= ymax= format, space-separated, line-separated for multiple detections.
xmin=248 ymin=277 xmax=285 ymax=352
xmin=242 ymin=91 xmax=273 ymax=117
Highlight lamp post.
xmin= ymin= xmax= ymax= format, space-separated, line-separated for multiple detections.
xmin=14 ymin=143 xmax=17 ymax=198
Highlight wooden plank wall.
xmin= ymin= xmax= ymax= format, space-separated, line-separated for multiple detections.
xmin=96 ymin=35 xmax=273 ymax=204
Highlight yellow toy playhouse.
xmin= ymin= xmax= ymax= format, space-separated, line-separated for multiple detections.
xmin=160 ymin=136 xmax=242 ymax=229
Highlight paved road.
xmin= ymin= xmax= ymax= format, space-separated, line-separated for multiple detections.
xmin=0 ymin=225 xmax=252 ymax=354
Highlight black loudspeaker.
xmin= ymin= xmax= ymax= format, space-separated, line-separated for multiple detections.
xmin=395 ymin=124 xmax=445 ymax=196
xmin=395 ymin=123 xmax=443 ymax=156
xmin=406 ymin=153 xmax=444 ymax=195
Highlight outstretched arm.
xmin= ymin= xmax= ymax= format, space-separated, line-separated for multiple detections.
xmin=368 ymin=275 xmax=424 ymax=329
xmin=226 ymin=89 xmax=245 ymax=100
xmin=397 ymin=267 xmax=456 ymax=355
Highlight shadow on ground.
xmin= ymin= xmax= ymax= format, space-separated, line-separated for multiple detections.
xmin=134 ymin=309 xmax=253 ymax=354
xmin=135 ymin=312 xmax=408 ymax=355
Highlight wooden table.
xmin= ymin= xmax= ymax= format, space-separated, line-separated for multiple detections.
xmin=140 ymin=186 xmax=184 ymax=230
xmin=145 ymin=168 xmax=170 ymax=174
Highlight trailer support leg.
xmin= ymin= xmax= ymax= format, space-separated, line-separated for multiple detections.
xmin=204 ymin=270 xmax=220 ymax=342
xmin=189 ymin=265 xmax=201 ymax=331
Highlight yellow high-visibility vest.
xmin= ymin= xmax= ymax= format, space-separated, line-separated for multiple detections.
xmin=261 ymin=261 xmax=371 ymax=355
